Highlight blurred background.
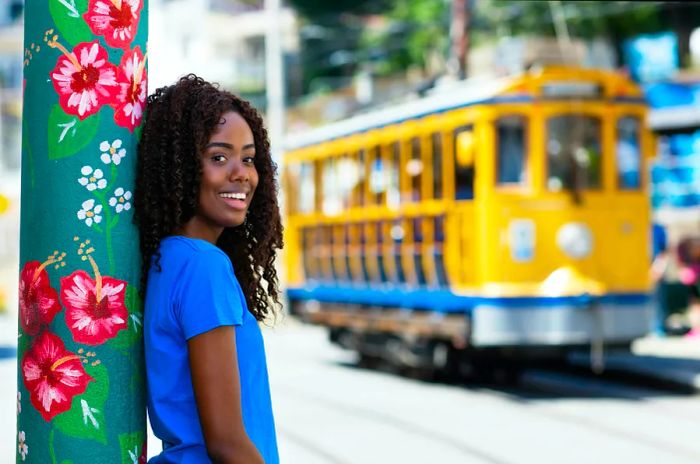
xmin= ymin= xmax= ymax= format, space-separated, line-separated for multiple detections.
xmin=2 ymin=1 xmax=700 ymax=463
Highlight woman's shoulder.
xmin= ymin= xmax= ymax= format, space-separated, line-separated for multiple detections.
xmin=158 ymin=236 xmax=231 ymax=268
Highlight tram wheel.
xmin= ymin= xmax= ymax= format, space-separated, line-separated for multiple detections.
xmin=470 ymin=360 xmax=523 ymax=385
xmin=357 ymin=352 xmax=382 ymax=370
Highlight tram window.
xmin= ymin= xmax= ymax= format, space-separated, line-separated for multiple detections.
xmin=301 ymin=228 xmax=313 ymax=279
xmin=432 ymin=133 xmax=443 ymax=199
xmin=309 ymin=227 xmax=321 ymax=280
xmin=298 ymin=163 xmax=315 ymax=213
xmin=546 ymin=115 xmax=602 ymax=192
xmin=411 ymin=218 xmax=426 ymax=286
xmin=354 ymin=149 xmax=366 ymax=206
xmin=453 ymin=125 xmax=475 ymax=200
xmin=390 ymin=219 xmax=406 ymax=284
xmin=616 ymin=116 xmax=642 ymax=190
xmin=335 ymin=224 xmax=348 ymax=282
xmin=407 ymin=137 xmax=423 ymax=202
xmin=434 ymin=216 xmax=448 ymax=286
xmin=496 ymin=116 xmax=527 ymax=186
xmin=322 ymin=157 xmax=343 ymax=215
xmin=318 ymin=226 xmax=328 ymax=280
xmin=326 ymin=225 xmax=337 ymax=282
xmin=287 ymin=163 xmax=311 ymax=214
xmin=368 ymin=145 xmax=385 ymax=205
xmin=387 ymin=142 xmax=401 ymax=208
xmin=413 ymin=218 xmax=423 ymax=243
xmin=336 ymin=153 xmax=356 ymax=210
xmin=342 ymin=224 xmax=353 ymax=282
xmin=358 ymin=223 xmax=370 ymax=282
xmin=375 ymin=222 xmax=387 ymax=283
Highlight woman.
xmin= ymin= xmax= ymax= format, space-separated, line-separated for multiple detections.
xmin=134 ymin=74 xmax=283 ymax=463
xmin=678 ymin=237 xmax=700 ymax=338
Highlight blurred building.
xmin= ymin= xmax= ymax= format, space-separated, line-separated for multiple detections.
xmin=149 ymin=0 xmax=301 ymax=111
xmin=0 ymin=0 xmax=21 ymax=172
xmin=0 ymin=0 xmax=22 ymax=314
xmin=469 ymin=36 xmax=617 ymax=77
xmin=634 ymin=29 xmax=700 ymax=243
xmin=0 ymin=0 xmax=22 ymax=261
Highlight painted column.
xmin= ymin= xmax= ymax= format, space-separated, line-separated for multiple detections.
xmin=17 ymin=1 xmax=148 ymax=462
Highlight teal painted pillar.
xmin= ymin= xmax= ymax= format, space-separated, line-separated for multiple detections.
xmin=17 ymin=1 xmax=148 ymax=462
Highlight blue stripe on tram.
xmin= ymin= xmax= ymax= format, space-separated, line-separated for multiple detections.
xmin=287 ymin=285 xmax=650 ymax=314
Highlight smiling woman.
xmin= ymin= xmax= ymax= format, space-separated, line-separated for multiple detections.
xmin=177 ymin=111 xmax=260 ymax=244
xmin=134 ymin=75 xmax=283 ymax=464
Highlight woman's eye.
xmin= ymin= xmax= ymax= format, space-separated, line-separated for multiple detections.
xmin=211 ymin=154 xmax=227 ymax=163
xmin=243 ymin=156 xmax=256 ymax=164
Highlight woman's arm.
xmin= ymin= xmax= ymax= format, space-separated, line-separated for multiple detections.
xmin=188 ymin=326 xmax=264 ymax=464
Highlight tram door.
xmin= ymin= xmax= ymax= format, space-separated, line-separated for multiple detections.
xmin=449 ymin=123 xmax=478 ymax=286
xmin=492 ymin=114 xmax=531 ymax=283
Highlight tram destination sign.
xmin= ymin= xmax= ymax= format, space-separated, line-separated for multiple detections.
xmin=541 ymin=81 xmax=603 ymax=99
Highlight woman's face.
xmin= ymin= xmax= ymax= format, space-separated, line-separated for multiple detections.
xmin=182 ymin=111 xmax=259 ymax=243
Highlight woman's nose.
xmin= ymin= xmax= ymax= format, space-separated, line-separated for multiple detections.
xmin=228 ymin=160 xmax=248 ymax=182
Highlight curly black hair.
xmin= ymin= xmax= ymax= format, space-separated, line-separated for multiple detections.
xmin=134 ymin=74 xmax=283 ymax=321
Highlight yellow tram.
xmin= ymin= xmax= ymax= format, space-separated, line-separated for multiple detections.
xmin=283 ymin=66 xmax=655 ymax=369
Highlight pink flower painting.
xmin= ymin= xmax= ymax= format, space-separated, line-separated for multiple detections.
xmin=60 ymin=270 xmax=128 ymax=345
xmin=19 ymin=260 xmax=62 ymax=337
xmin=50 ymin=40 xmax=119 ymax=119
xmin=113 ymin=46 xmax=147 ymax=132
xmin=83 ymin=0 xmax=143 ymax=50
xmin=22 ymin=331 xmax=93 ymax=422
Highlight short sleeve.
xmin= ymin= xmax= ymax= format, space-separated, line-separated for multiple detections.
xmin=174 ymin=249 xmax=244 ymax=339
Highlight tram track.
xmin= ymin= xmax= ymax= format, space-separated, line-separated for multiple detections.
xmin=276 ymin=424 xmax=355 ymax=464
xmin=515 ymin=401 xmax=700 ymax=463
xmin=513 ymin=366 xmax=700 ymax=462
xmin=277 ymin=382 xmax=516 ymax=464
xmin=295 ymin=359 xmax=700 ymax=463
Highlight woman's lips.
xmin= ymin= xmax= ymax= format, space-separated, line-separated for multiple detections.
xmin=220 ymin=197 xmax=248 ymax=210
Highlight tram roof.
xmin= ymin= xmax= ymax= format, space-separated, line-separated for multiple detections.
xmin=283 ymin=66 xmax=645 ymax=152
xmin=284 ymin=74 xmax=513 ymax=151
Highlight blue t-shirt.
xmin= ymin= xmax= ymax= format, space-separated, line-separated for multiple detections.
xmin=145 ymin=236 xmax=279 ymax=464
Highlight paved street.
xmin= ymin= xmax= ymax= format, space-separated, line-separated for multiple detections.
xmin=261 ymin=321 xmax=700 ymax=464
xmin=3 ymin=312 xmax=700 ymax=463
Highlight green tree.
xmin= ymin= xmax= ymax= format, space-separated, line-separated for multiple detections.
xmin=287 ymin=0 xmax=700 ymax=96
xmin=472 ymin=1 xmax=667 ymax=52
xmin=287 ymin=0 xmax=392 ymax=95
xmin=475 ymin=1 xmax=700 ymax=67
xmin=359 ymin=0 xmax=450 ymax=76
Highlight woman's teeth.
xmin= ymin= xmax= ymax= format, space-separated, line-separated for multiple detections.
xmin=220 ymin=193 xmax=246 ymax=200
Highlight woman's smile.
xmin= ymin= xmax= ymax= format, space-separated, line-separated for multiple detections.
xmin=218 ymin=191 xmax=250 ymax=210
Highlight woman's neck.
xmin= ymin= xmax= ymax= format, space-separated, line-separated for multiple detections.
xmin=172 ymin=219 xmax=223 ymax=245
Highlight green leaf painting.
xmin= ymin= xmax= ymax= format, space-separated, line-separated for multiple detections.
xmin=125 ymin=285 xmax=143 ymax=317
xmin=48 ymin=0 xmax=92 ymax=46
xmin=119 ymin=432 xmax=145 ymax=464
xmin=110 ymin=285 xmax=143 ymax=349
xmin=47 ymin=105 xmax=101 ymax=160
xmin=53 ymin=363 xmax=110 ymax=444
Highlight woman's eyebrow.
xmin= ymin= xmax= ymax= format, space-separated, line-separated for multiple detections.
xmin=204 ymin=142 xmax=255 ymax=151
xmin=205 ymin=142 xmax=234 ymax=150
